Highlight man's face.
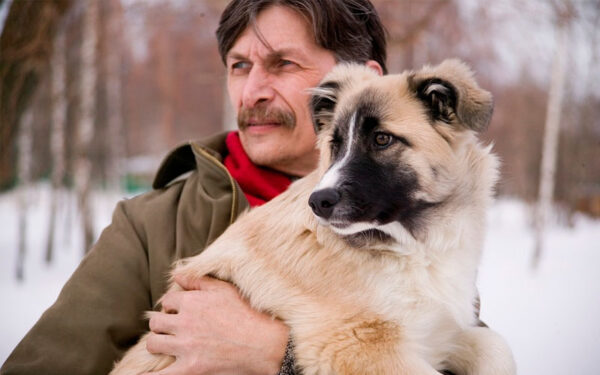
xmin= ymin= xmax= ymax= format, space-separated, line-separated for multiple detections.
xmin=226 ymin=5 xmax=337 ymax=176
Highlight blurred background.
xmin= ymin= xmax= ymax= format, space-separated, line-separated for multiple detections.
xmin=1 ymin=0 xmax=599 ymax=373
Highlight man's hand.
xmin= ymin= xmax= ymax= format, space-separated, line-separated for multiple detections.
xmin=143 ymin=275 xmax=289 ymax=375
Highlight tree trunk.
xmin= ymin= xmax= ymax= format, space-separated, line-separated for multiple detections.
xmin=75 ymin=0 xmax=98 ymax=253
xmin=156 ymin=23 xmax=175 ymax=150
xmin=46 ymin=27 xmax=67 ymax=264
xmin=16 ymin=109 xmax=33 ymax=281
xmin=104 ymin=0 xmax=126 ymax=192
xmin=532 ymin=10 xmax=570 ymax=269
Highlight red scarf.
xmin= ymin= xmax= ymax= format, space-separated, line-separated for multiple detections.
xmin=224 ymin=132 xmax=292 ymax=207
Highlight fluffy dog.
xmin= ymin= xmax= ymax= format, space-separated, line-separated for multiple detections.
xmin=111 ymin=59 xmax=516 ymax=375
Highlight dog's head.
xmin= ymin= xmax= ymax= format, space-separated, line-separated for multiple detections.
xmin=308 ymin=59 xmax=497 ymax=249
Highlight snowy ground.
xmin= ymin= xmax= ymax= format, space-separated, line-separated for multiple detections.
xmin=1 ymin=184 xmax=599 ymax=373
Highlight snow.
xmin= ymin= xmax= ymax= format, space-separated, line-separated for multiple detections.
xmin=0 ymin=185 xmax=127 ymax=362
xmin=479 ymin=200 xmax=600 ymax=374
xmin=1 ymin=185 xmax=599 ymax=373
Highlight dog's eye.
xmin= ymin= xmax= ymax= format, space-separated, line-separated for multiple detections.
xmin=373 ymin=132 xmax=393 ymax=148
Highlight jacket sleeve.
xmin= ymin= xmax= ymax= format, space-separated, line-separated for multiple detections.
xmin=1 ymin=200 xmax=153 ymax=375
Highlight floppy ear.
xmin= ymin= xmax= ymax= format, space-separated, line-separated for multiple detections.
xmin=411 ymin=59 xmax=493 ymax=132
xmin=310 ymin=80 xmax=340 ymax=133
xmin=310 ymin=63 xmax=380 ymax=133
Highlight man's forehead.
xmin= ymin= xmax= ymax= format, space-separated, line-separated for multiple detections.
xmin=226 ymin=5 xmax=318 ymax=61
xmin=227 ymin=43 xmax=309 ymax=62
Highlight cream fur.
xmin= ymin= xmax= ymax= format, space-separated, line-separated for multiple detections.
xmin=111 ymin=60 xmax=515 ymax=375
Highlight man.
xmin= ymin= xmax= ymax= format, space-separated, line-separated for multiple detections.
xmin=1 ymin=1 xmax=387 ymax=374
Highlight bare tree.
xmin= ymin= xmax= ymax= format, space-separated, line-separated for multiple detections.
xmin=75 ymin=0 xmax=99 ymax=253
xmin=16 ymin=108 xmax=33 ymax=281
xmin=154 ymin=9 xmax=176 ymax=150
xmin=45 ymin=26 xmax=68 ymax=264
xmin=104 ymin=0 xmax=126 ymax=192
xmin=533 ymin=1 xmax=573 ymax=268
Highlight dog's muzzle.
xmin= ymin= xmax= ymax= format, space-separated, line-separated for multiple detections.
xmin=308 ymin=188 xmax=340 ymax=219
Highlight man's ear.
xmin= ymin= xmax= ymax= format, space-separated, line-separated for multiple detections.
xmin=410 ymin=59 xmax=493 ymax=132
xmin=365 ymin=60 xmax=383 ymax=76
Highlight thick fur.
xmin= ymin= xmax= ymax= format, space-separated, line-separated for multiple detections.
xmin=111 ymin=59 xmax=515 ymax=375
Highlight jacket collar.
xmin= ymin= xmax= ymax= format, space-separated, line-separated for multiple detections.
xmin=152 ymin=132 xmax=229 ymax=190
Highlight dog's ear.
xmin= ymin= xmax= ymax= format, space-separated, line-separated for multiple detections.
xmin=310 ymin=80 xmax=341 ymax=133
xmin=410 ymin=59 xmax=493 ymax=132
xmin=310 ymin=63 xmax=380 ymax=133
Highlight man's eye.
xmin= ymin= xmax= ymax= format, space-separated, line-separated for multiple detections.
xmin=230 ymin=61 xmax=250 ymax=71
xmin=278 ymin=59 xmax=297 ymax=69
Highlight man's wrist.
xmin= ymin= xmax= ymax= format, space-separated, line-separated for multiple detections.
xmin=277 ymin=337 xmax=296 ymax=375
xmin=247 ymin=316 xmax=290 ymax=375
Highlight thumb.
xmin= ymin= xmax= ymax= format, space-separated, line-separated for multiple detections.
xmin=172 ymin=272 xmax=203 ymax=291
xmin=174 ymin=273 xmax=232 ymax=292
xmin=173 ymin=273 xmax=224 ymax=291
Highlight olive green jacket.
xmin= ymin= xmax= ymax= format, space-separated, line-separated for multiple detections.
xmin=1 ymin=133 xmax=251 ymax=375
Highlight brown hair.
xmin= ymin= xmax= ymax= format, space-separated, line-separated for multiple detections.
xmin=216 ymin=0 xmax=388 ymax=74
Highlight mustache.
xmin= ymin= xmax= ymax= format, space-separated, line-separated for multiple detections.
xmin=237 ymin=106 xmax=295 ymax=130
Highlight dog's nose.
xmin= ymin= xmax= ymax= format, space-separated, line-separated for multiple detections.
xmin=308 ymin=188 xmax=340 ymax=219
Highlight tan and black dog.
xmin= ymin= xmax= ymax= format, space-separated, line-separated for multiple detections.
xmin=111 ymin=60 xmax=516 ymax=375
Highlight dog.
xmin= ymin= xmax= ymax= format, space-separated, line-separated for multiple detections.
xmin=111 ymin=59 xmax=516 ymax=375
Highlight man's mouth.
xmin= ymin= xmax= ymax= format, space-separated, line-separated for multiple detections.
xmin=246 ymin=120 xmax=281 ymax=127
xmin=238 ymin=106 xmax=295 ymax=130
xmin=243 ymin=121 xmax=284 ymax=134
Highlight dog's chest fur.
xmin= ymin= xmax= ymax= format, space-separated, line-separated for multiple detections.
xmin=217 ymin=172 xmax=480 ymax=367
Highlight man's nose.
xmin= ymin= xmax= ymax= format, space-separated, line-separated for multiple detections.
xmin=241 ymin=66 xmax=275 ymax=109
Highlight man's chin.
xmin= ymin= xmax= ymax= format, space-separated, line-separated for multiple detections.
xmin=239 ymin=126 xmax=293 ymax=159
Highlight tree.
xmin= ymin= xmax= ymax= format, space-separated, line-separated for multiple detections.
xmin=16 ymin=108 xmax=33 ymax=280
xmin=45 ymin=25 xmax=68 ymax=264
xmin=75 ymin=0 xmax=99 ymax=253
xmin=104 ymin=0 xmax=126 ymax=192
xmin=533 ymin=0 xmax=573 ymax=268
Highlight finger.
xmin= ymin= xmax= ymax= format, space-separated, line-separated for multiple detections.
xmin=141 ymin=356 xmax=192 ymax=375
xmin=159 ymin=290 xmax=185 ymax=313
xmin=148 ymin=311 xmax=179 ymax=334
xmin=172 ymin=273 xmax=206 ymax=291
xmin=175 ymin=274 xmax=234 ymax=292
xmin=141 ymin=360 xmax=187 ymax=375
xmin=145 ymin=332 xmax=178 ymax=356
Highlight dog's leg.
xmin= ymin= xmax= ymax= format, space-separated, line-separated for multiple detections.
xmin=444 ymin=326 xmax=516 ymax=375
xmin=295 ymin=317 xmax=442 ymax=375
xmin=169 ymin=234 xmax=244 ymax=284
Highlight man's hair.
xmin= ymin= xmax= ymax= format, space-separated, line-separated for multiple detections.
xmin=216 ymin=0 xmax=388 ymax=74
